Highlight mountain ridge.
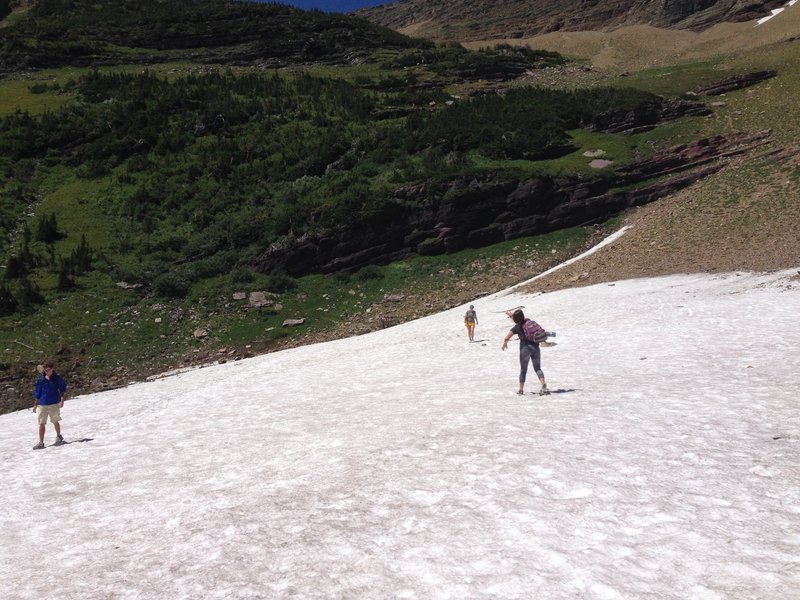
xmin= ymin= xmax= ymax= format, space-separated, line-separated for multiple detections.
xmin=0 ymin=0 xmax=426 ymax=73
xmin=357 ymin=0 xmax=783 ymax=42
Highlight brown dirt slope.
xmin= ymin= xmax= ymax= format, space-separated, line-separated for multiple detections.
xmin=462 ymin=6 xmax=800 ymax=293
xmin=464 ymin=3 xmax=800 ymax=72
xmin=358 ymin=0 xmax=777 ymax=43
xmin=527 ymin=48 xmax=800 ymax=291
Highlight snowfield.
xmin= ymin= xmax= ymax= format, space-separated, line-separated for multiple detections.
xmin=1 ymin=257 xmax=799 ymax=599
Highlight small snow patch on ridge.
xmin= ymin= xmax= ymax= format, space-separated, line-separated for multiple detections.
xmin=756 ymin=0 xmax=797 ymax=26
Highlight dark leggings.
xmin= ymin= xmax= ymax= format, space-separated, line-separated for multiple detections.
xmin=519 ymin=344 xmax=544 ymax=384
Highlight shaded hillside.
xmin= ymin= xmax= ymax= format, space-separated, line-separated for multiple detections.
xmin=0 ymin=0 xmax=427 ymax=72
xmin=358 ymin=0 xmax=780 ymax=42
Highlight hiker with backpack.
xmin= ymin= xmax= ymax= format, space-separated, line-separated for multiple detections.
xmin=502 ymin=309 xmax=549 ymax=396
xmin=464 ymin=304 xmax=478 ymax=342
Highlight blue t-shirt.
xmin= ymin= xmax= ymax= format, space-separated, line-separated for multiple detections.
xmin=35 ymin=373 xmax=67 ymax=405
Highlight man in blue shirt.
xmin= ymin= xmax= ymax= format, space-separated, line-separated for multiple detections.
xmin=32 ymin=360 xmax=67 ymax=449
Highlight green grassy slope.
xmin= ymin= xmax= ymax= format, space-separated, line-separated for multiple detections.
xmin=520 ymin=36 xmax=800 ymax=292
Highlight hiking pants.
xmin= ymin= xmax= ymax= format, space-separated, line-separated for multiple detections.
xmin=519 ymin=344 xmax=544 ymax=384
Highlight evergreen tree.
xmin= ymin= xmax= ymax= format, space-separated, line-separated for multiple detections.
xmin=7 ymin=228 xmax=38 ymax=277
xmin=0 ymin=282 xmax=18 ymax=316
xmin=35 ymin=211 xmax=61 ymax=243
xmin=5 ymin=255 xmax=26 ymax=279
xmin=70 ymin=235 xmax=93 ymax=275
xmin=57 ymin=260 xmax=76 ymax=291
xmin=16 ymin=276 xmax=45 ymax=310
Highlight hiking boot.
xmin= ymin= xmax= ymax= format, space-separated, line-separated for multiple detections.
xmin=539 ymin=384 xmax=549 ymax=396
xmin=516 ymin=390 xmax=524 ymax=396
xmin=54 ymin=435 xmax=66 ymax=446
xmin=32 ymin=441 xmax=45 ymax=450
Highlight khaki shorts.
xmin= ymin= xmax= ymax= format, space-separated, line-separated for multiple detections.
xmin=37 ymin=404 xmax=61 ymax=425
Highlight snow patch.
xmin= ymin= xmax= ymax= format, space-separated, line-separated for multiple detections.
xmin=756 ymin=0 xmax=797 ymax=25
xmin=1 ymin=253 xmax=799 ymax=598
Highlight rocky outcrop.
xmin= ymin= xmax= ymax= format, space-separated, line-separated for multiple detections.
xmin=586 ymin=99 xmax=712 ymax=134
xmin=357 ymin=0 xmax=781 ymax=42
xmin=253 ymin=131 xmax=773 ymax=277
xmin=691 ymin=71 xmax=778 ymax=96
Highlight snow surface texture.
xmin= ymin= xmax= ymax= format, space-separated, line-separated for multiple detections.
xmin=1 ymin=258 xmax=799 ymax=599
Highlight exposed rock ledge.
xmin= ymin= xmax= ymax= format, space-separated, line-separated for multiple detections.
xmin=254 ymin=131 xmax=772 ymax=277
xmin=691 ymin=71 xmax=777 ymax=96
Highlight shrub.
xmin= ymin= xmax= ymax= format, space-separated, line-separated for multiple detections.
xmin=57 ymin=261 xmax=76 ymax=291
xmin=230 ymin=267 xmax=255 ymax=284
xmin=266 ymin=271 xmax=297 ymax=294
xmin=153 ymin=271 xmax=191 ymax=298
xmin=355 ymin=265 xmax=383 ymax=281
xmin=76 ymin=159 xmax=111 ymax=179
xmin=417 ymin=237 xmax=445 ymax=256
